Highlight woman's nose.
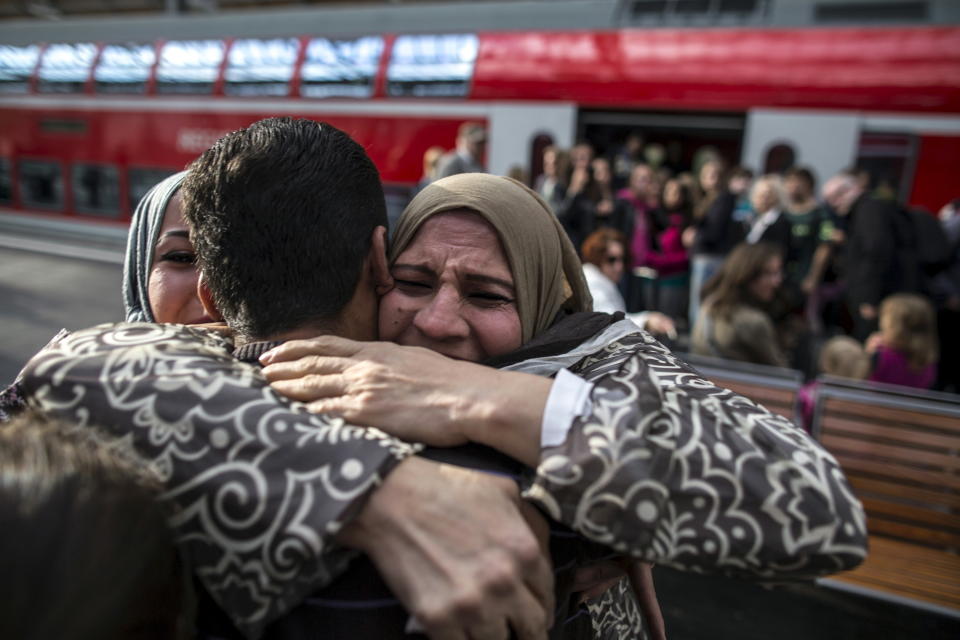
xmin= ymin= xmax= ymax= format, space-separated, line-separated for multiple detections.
xmin=412 ymin=287 xmax=470 ymax=341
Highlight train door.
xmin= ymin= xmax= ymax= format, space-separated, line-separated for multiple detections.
xmin=488 ymin=103 xmax=577 ymax=179
xmin=577 ymin=110 xmax=746 ymax=184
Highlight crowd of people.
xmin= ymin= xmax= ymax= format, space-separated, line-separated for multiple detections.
xmin=495 ymin=136 xmax=960 ymax=405
xmin=0 ymin=117 xmax=872 ymax=640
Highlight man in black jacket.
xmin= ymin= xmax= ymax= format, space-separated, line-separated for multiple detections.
xmin=822 ymin=172 xmax=920 ymax=340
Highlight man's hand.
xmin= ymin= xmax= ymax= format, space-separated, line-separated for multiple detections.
xmin=859 ymin=303 xmax=878 ymax=320
xmin=641 ymin=312 xmax=677 ymax=339
xmin=261 ymin=336 xmax=550 ymax=466
xmin=337 ymin=457 xmax=554 ymax=640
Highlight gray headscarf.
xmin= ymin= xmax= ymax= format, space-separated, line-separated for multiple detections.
xmin=122 ymin=171 xmax=189 ymax=322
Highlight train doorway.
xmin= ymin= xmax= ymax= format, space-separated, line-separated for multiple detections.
xmin=578 ymin=110 xmax=746 ymax=185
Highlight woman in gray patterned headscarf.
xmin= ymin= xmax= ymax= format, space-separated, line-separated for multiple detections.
xmin=3 ymin=171 xmax=202 ymax=422
xmin=122 ymin=171 xmax=210 ymax=325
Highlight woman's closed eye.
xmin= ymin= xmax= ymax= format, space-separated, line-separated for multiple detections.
xmin=158 ymin=250 xmax=196 ymax=265
xmin=469 ymin=290 xmax=514 ymax=306
xmin=395 ymin=278 xmax=433 ymax=293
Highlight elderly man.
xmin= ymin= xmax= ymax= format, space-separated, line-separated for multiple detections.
xmin=435 ymin=121 xmax=487 ymax=178
xmin=822 ymin=171 xmax=920 ymax=340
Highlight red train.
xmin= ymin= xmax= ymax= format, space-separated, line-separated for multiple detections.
xmin=0 ymin=24 xmax=957 ymax=222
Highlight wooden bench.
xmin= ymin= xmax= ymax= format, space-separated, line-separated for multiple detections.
xmin=811 ymin=379 xmax=960 ymax=618
xmin=677 ymin=352 xmax=803 ymax=424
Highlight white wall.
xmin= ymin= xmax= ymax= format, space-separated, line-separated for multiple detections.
xmin=488 ymin=103 xmax=577 ymax=177
xmin=742 ymin=109 xmax=860 ymax=186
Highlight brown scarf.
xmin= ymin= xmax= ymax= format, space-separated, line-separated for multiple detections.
xmin=390 ymin=173 xmax=592 ymax=344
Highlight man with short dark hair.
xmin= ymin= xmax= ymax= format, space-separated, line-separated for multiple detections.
xmin=20 ymin=117 xmax=553 ymax=640
xmin=435 ymin=121 xmax=487 ymax=178
xmin=822 ymin=171 xmax=920 ymax=339
xmin=183 ymin=117 xmax=389 ymax=342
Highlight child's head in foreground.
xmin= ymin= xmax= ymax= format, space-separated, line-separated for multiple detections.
xmin=0 ymin=412 xmax=191 ymax=640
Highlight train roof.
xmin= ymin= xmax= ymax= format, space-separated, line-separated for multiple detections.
xmin=1 ymin=0 xmax=958 ymax=45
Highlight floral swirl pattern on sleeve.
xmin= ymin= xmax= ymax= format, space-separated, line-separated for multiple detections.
xmin=19 ymin=322 xmax=416 ymax=639
xmin=525 ymin=330 xmax=867 ymax=580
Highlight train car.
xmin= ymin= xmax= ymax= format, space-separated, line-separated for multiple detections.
xmin=0 ymin=20 xmax=958 ymax=223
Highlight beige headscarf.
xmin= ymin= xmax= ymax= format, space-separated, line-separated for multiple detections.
xmin=390 ymin=173 xmax=592 ymax=344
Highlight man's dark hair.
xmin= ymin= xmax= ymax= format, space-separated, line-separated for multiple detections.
xmin=784 ymin=166 xmax=816 ymax=191
xmin=181 ymin=117 xmax=387 ymax=339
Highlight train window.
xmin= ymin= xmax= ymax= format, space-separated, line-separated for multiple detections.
xmin=387 ymin=34 xmax=478 ymax=98
xmin=95 ymin=43 xmax=155 ymax=95
xmin=856 ymin=132 xmax=917 ymax=202
xmin=299 ymin=36 xmax=383 ymax=99
xmin=0 ymin=159 xmax=11 ymax=204
xmin=129 ymin=168 xmax=176 ymax=213
xmin=156 ymin=40 xmax=225 ymax=95
xmin=225 ymin=38 xmax=299 ymax=97
xmin=19 ymin=160 xmax=64 ymax=212
xmin=37 ymin=43 xmax=97 ymax=94
xmin=72 ymin=164 xmax=121 ymax=217
xmin=0 ymin=45 xmax=40 ymax=94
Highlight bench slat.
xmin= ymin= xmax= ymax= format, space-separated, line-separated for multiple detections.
xmin=864 ymin=517 xmax=960 ymax=550
xmin=822 ymin=398 xmax=960 ymax=431
xmin=861 ymin=497 xmax=960 ymax=533
xmin=822 ymin=434 xmax=960 ymax=472
xmin=832 ymin=455 xmax=960 ymax=491
xmin=820 ymin=415 xmax=960 ymax=451
xmin=846 ymin=475 xmax=959 ymax=511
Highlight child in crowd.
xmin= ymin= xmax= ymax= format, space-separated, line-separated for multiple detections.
xmin=0 ymin=412 xmax=192 ymax=640
xmin=866 ymin=293 xmax=939 ymax=389
xmin=798 ymin=336 xmax=870 ymax=431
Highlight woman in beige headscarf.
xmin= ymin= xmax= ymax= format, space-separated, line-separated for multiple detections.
xmin=264 ymin=173 xmax=867 ymax=639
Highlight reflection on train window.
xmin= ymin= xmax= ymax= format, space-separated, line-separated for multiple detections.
xmin=95 ymin=43 xmax=155 ymax=95
xmin=0 ymin=158 xmax=12 ymax=204
xmin=856 ymin=132 xmax=917 ymax=202
xmin=300 ymin=36 xmax=383 ymax=99
xmin=0 ymin=45 xmax=40 ymax=94
xmin=19 ymin=160 xmax=64 ymax=211
xmin=38 ymin=43 xmax=97 ymax=93
xmin=129 ymin=168 xmax=176 ymax=213
xmin=72 ymin=164 xmax=120 ymax=217
xmin=387 ymin=34 xmax=477 ymax=98
xmin=225 ymin=38 xmax=298 ymax=97
xmin=156 ymin=40 xmax=225 ymax=95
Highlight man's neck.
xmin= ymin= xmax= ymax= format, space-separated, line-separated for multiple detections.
xmin=240 ymin=320 xmax=371 ymax=347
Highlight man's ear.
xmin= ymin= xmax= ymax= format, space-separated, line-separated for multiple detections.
xmin=369 ymin=225 xmax=393 ymax=296
xmin=197 ymin=274 xmax=224 ymax=322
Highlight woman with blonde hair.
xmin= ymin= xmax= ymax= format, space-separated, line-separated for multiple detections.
xmin=866 ymin=293 xmax=939 ymax=388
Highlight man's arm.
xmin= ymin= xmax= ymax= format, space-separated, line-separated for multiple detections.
xmin=263 ymin=334 xmax=868 ymax=579
xmin=19 ymin=323 xmax=552 ymax=640
xmin=525 ymin=331 xmax=867 ymax=579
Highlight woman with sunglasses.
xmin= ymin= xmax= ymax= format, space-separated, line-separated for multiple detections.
xmin=580 ymin=228 xmax=677 ymax=338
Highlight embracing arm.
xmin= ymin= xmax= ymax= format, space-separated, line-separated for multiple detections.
xmin=19 ymin=323 xmax=412 ymax=638
xmin=524 ymin=331 xmax=867 ymax=579
xmin=263 ymin=338 xmax=551 ymax=468
xmin=264 ymin=334 xmax=867 ymax=581
xmin=20 ymin=324 xmax=552 ymax=640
